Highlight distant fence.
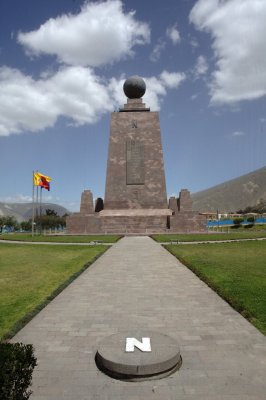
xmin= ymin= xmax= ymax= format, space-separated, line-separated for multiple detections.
xmin=207 ymin=217 xmax=266 ymax=227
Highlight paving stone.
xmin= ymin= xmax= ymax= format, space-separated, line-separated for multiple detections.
xmin=12 ymin=236 xmax=266 ymax=399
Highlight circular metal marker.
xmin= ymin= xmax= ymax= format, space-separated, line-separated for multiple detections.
xmin=95 ymin=331 xmax=182 ymax=381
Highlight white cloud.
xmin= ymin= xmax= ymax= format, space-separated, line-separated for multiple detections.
xmin=42 ymin=195 xmax=53 ymax=202
xmin=0 ymin=67 xmax=185 ymax=136
xmin=191 ymin=93 xmax=199 ymax=100
xmin=0 ymin=194 xmax=32 ymax=203
xmin=190 ymin=0 xmax=266 ymax=105
xmin=143 ymin=77 xmax=168 ymax=110
xmin=190 ymin=38 xmax=199 ymax=49
xmin=166 ymin=25 xmax=180 ymax=45
xmin=108 ymin=77 xmax=125 ymax=108
xmin=194 ymin=55 xmax=208 ymax=79
xmin=150 ymin=39 xmax=166 ymax=62
xmin=150 ymin=24 xmax=181 ymax=62
xmin=46 ymin=66 xmax=113 ymax=125
xmin=0 ymin=67 xmax=58 ymax=136
xmin=160 ymin=70 xmax=186 ymax=89
xmin=0 ymin=66 xmax=112 ymax=136
xmin=144 ymin=71 xmax=185 ymax=110
xmin=232 ymin=131 xmax=245 ymax=137
xmin=17 ymin=0 xmax=150 ymax=67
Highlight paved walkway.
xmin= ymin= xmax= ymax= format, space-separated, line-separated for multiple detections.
xmin=13 ymin=237 xmax=266 ymax=400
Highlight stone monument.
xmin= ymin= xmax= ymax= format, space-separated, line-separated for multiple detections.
xmin=66 ymin=76 xmax=205 ymax=234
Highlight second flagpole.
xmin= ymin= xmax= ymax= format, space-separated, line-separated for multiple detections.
xmin=32 ymin=171 xmax=35 ymax=237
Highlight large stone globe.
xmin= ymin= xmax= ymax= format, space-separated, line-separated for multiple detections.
xmin=123 ymin=76 xmax=146 ymax=99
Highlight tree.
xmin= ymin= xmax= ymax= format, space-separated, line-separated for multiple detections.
xmin=238 ymin=199 xmax=266 ymax=215
xmin=253 ymin=199 xmax=266 ymax=214
xmin=246 ymin=215 xmax=255 ymax=224
xmin=45 ymin=209 xmax=58 ymax=216
xmin=233 ymin=217 xmax=244 ymax=226
xmin=0 ymin=216 xmax=19 ymax=232
xmin=35 ymin=213 xmax=67 ymax=230
xmin=20 ymin=220 xmax=32 ymax=231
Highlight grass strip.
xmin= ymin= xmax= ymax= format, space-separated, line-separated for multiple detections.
xmin=152 ymin=231 xmax=266 ymax=243
xmin=0 ymin=233 xmax=121 ymax=243
xmin=165 ymin=241 xmax=266 ymax=335
xmin=0 ymin=243 xmax=107 ymax=340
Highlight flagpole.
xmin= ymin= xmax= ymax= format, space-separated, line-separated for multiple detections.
xmin=40 ymin=186 xmax=43 ymax=235
xmin=36 ymin=184 xmax=39 ymax=234
xmin=31 ymin=171 xmax=35 ymax=237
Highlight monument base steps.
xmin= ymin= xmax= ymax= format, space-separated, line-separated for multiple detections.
xmin=100 ymin=215 xmax=168 ymax=234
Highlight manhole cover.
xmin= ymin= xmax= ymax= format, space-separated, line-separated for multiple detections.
xmin=95 ymin=331 xmax=182 ymax=381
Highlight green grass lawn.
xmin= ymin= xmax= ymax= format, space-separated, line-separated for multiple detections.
xmin=0 ymin=233 xmax=121 ymax=243
xmin=152 ymin=231 xmax=266 ymax=243
xmin=0 ymin=243 xmax=107 ymax=340
xmin=165 ymin=241 xmax=266 ymax=335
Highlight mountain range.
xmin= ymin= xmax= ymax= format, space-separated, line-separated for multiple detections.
xmin=0 ymin=202 xmax=70 ymax=222
xmin=192 ymin=166 xmax=266 ymax=212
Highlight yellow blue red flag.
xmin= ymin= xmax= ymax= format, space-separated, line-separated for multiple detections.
xmin=33 ymin=172 xmax=52 ymax=191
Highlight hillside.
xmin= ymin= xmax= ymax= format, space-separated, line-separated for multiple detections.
xmin=0 ymin=202 xmax=70 ymax=222
xmin=192 ymin=166 xmax=266 ymax=212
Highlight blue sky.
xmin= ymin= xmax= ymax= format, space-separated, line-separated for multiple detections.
xmin=0 ymin=0 xmax=265 ymax=211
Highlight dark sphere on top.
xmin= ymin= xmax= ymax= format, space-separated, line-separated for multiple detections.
xmin=123 ymin=76 xmax=146 ymax=99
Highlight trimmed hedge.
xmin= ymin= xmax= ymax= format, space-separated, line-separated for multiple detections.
xmin=233 ymin=217 xmax=244 ymax=225
xmin=247 ymin=216 xmax=255 ymax=223
xmin=0 ymin=342 xmax=37 ymax=400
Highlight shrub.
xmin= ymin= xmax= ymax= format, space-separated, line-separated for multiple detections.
xmin=233 ymin=217 xmax=244 ymax=226
xmin=247 ymin=215 xmax=255 ymax=223
xmin=0 ymin=342 xmax=37 ymax=400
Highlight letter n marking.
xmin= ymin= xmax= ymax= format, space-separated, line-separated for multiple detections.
xmin=126 ymin=337 xmax=151 ymax=352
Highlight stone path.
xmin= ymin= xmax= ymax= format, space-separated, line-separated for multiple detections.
xmin=13 ymin=236 xmax=266 ymax=399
